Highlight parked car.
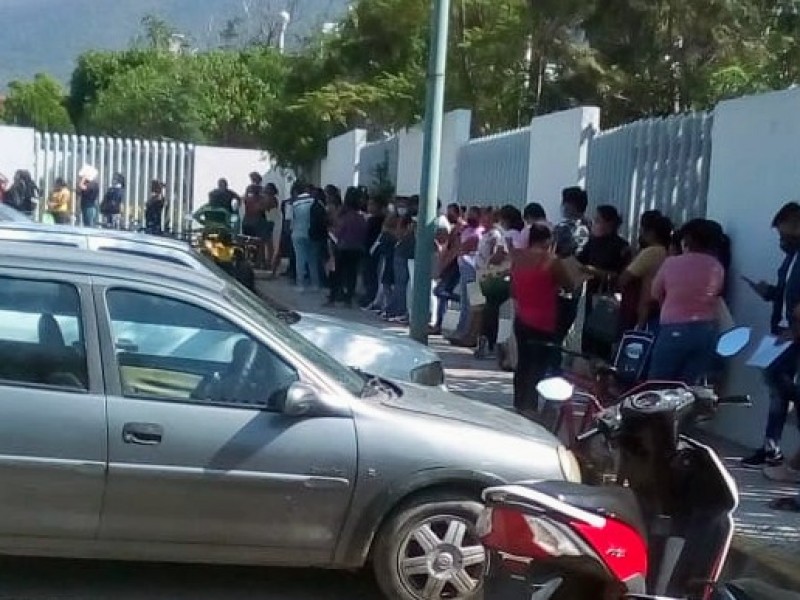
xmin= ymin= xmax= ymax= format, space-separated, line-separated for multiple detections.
xmin=0 ymin=204 xmax=31 ymax=222
xmin=0 ymin=242 xmax=577 ymax=600
xmin=0 ymin=222 xmax=444 ymax=386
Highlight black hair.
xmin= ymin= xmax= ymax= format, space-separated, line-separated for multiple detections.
xmin=645 ymin=215 xmax=673 ymax=247
xmin=218 ymin=178 xmax=228 ymax=188
xmin=54 ymin=177 xmax=67 ymax=188
xmin=680 ymin=218 xmax=718 ymax=253
xmin=596 ymin=204 xmax=623 ymax=231
xmin=528 ymin=223 xmax=553 ymax=247
xmin=640 ymin=209 xmax=663 ymax=231
xmin=249 ymin=171 xmax=263 ymax=184
xmin=313 ymin=187 xmax=328 ymax=204
xmin=562 ymin=186 xmax=588 ymax=214
xmin=499 ymin=205 xmax=524 ymax=231
xmin=523 ymin=202 xmax=547 ymax=222
xmin=772 ymin=202 xmax=800 ymax=227
xmin=447 ymin=202 xmax=460 ymax=213
xmin=265 ymin=182 xmax=278 ymax=195
xmin=290 ymin=180 xmax=310 ymax=196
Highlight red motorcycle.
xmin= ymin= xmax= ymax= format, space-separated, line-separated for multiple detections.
xmin=478 ymin=328 xmax=753 ymax=600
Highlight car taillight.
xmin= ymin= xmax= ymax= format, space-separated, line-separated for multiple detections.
xmin=480 ymin=506 xmax=584 ymax=560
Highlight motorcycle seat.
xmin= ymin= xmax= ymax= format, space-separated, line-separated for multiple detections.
xmin=528 ymin=481 xmax=647 ymax=541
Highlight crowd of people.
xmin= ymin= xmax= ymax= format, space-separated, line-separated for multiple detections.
xmin=0 ymin=166 xmax=169 ymax=234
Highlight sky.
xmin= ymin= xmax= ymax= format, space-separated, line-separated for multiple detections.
xmin=0 ymin=0 xmax=348 ymax=89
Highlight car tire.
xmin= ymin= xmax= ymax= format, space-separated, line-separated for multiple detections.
xmin=373 ymin=494 xmax=486 ymax=600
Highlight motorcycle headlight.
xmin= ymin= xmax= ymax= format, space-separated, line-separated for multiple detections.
xmin=557 ymin=445 xmax=582 ymax=483
xmin=410 ymin=362 xmax=445 ymax=387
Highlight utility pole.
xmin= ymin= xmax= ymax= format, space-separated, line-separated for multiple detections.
xmin=410 ymin=0 xmax=451 ymax=344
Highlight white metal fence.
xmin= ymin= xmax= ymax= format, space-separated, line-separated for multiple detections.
xmin=34 ymin=133 xmax=195 ymax=233
xmin=455 ymin=127 xmax=530 ymax=208
xmin=586 ymin=112 xmax=713 ymax=235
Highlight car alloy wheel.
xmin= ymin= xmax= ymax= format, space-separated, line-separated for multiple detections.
xmin=397 ymin=515 xmax=486 ymax=599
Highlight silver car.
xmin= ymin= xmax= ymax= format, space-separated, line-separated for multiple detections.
xmin=0 ymin=222 xmax=444 ymax=387
xmin=0 ymin=242 xmax=577 ymax=600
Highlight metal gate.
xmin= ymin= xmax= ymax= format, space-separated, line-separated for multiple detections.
xmin=586 ymin=112 xmax=713 ymax=236
xmin=34 ymin=133 xmax=195 ymax=233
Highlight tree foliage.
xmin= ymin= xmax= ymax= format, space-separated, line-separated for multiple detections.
xmin=19 ymin=0 xmax=800 ymax=169
xmin=2 ymin=73 xmax=74 ymax=133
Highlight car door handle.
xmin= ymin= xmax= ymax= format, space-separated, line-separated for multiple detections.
xmin=122 ymin=423 xmax=163 ymax=446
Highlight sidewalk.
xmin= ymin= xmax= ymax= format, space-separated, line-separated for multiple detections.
xmin=257 ymin=275 xmax=800 ymax=587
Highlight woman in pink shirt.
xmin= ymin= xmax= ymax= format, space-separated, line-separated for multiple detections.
xmin=648 ymin=219 xmax=725 ymax=383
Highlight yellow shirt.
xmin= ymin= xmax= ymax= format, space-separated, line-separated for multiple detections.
xmin=48 ymin=188 xmax=72 ymax=213
xmin=626 ymin=246 xmax=667 ymax=280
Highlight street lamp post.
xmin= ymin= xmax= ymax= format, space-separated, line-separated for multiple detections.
xmin=409 ymin=0 xmax=451 ymax=344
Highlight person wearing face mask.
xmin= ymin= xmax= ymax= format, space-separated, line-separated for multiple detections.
xmin=740 ymin=202 xmax=800 ymax=470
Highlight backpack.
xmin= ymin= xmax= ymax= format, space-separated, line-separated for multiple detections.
xmin=101 ymin=187 xmax=124 ymax=215
xmin=309 ymin=199 xmax=328 ymax=241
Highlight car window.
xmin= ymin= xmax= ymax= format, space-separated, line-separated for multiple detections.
xmin=0 ymin=276 xmax=87 ymax=391
xmin=106 ymin=289 xmax=299 ymax=410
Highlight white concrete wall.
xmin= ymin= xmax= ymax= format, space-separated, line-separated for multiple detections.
xmin=705 ymin=87 xmax=800 ymax=453
xmin=395 ymin=124 xmax=424 ymax=197
xmin=527 ymin=107 xmax=600 ymax=219
xmin=192 ymin=145 xmax=286 ymax=211
xmin=395 ymin=109 xmax=471 ymax=203
xmin=0 ymin=125 xmax=36 ymax=181
xmin=320 ymin=128 xmax=366 ymax=193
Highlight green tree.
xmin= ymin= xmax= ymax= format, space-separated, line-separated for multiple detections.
xmin=2 ymin=73 xmax=74 ymax=133
xmin=86 ymin=57 xmax=206 ymax=141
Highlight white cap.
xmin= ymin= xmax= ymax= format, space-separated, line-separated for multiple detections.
xmin=435 ymin=215 xmax=451 ymax=232
xmin=78 ymin=165 xmax=98 ymax=182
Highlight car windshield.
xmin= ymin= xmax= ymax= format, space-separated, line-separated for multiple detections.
xmin=190 ymin=249 xmax=301 ymax=325
xmin=224 ymin=277 xmax=364 ymax=396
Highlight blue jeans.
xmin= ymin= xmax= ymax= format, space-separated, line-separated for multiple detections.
xmin=648 ymin=320 xmax=717 ymax=384
xmin=763 ymin=342 xmax=800 ymax=448
xmin=455 ymin=256 xmax=477 ymax=336
xmin=80 ymin=205 xmax=98 ymax=228
xmin=386 ymin=255 xmax=410 ymax=317
xmin=292 ymin=236 xmax=320 ymax=289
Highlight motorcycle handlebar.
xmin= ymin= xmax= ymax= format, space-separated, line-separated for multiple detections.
xmin=716 ymin=395 xmax=752 ymax=407
xmin=576 ymin=427 xmax=600 ymax=443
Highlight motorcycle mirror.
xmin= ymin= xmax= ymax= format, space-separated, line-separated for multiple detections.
xmin=716 ymin=327 xmax=752 ymax=357
xmin=536 ymin=377 xmax=574 ymax=403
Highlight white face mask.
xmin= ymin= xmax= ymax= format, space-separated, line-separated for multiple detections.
xmin=397 ymin=207 xmax=408 ymax=217
xmin=387 ymin=203 xmax=396 ymax=214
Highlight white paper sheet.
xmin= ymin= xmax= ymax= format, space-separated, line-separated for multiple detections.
xmin=746 ymin=335 xmax=793 ymax=368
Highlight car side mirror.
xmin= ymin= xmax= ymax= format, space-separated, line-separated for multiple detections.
xmin=536 ymin=377 xmax=574 ymax=402
xmin=280 ymin=382 xmax=322 ymax=417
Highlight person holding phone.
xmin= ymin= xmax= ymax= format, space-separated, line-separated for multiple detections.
xmin=740 ymin=202 xmax=800 ymax=472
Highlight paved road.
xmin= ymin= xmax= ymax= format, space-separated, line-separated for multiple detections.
xmin=0 ymin=558 xmax=382 ymax=599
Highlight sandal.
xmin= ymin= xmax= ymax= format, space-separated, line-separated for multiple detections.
xmin=768 ymin=497 xmax=800 ymax=512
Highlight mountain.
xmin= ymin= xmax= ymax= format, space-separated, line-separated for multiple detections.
xmin=0 ymin=0 xmax=348 ymax=89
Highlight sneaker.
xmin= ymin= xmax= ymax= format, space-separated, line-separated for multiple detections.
xmin=360 ymin=305 xmax=375 ymax=313
xmin=763 ymin=464 xmax=800 ymax=483
xmin=741 ymin=447 xmax=784 ymax=469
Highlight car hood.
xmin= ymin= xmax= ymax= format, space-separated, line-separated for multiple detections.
xmin=292 ymin=311 xmax=440 ymax=372
xmin=382 ymin=380 xmax=559 ymax=445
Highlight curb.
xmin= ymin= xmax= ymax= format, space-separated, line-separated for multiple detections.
xmin=725 ymin=536 xmax=800 ymax=591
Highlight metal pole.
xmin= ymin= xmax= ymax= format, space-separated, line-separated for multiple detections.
xmin=410 ymin=0 xmax=451 ymax=344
